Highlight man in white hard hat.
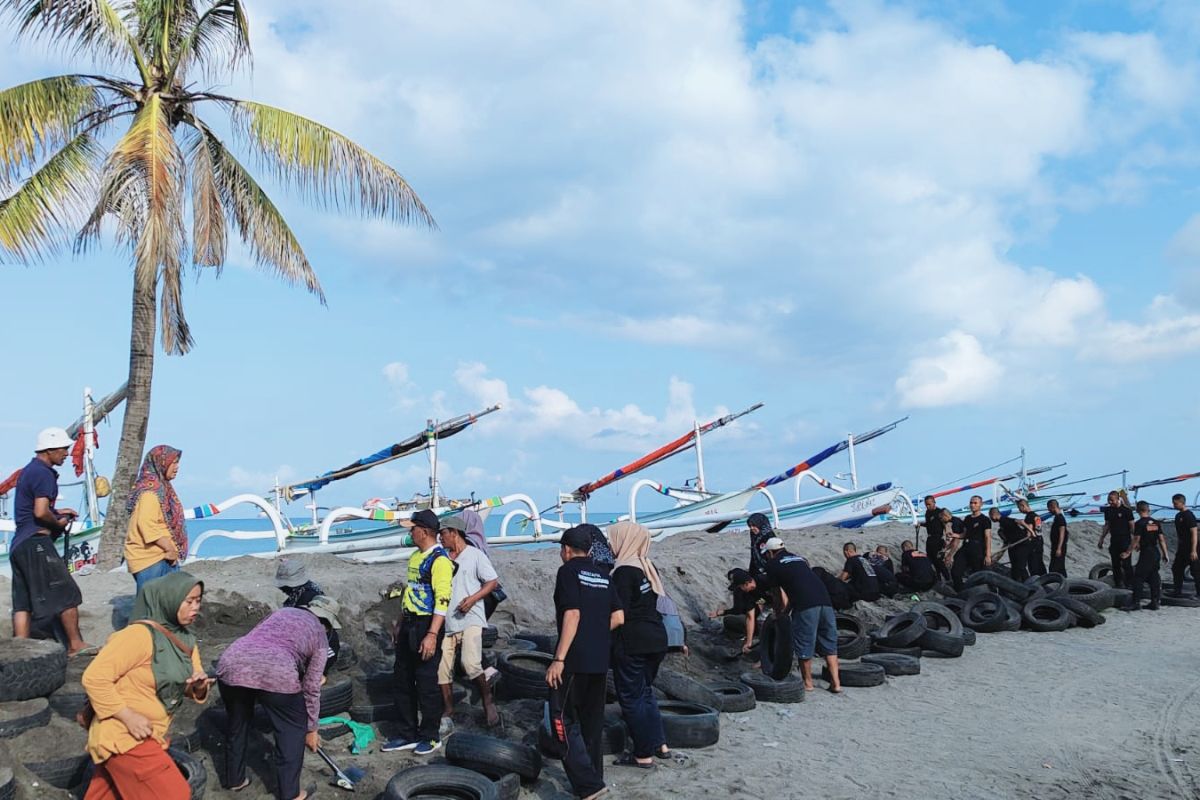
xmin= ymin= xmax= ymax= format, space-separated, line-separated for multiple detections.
xmin=10 ymin=427 xmax=93 ymax=655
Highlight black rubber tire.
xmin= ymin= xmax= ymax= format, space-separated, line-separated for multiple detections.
xmin=869 ymin=641 xmax=922 ymax=657
xmin=1109 ymin=588 xmax=1133 ymax=608
xmin=835 ymin=614 xmax=870 ymax=660
xmin=445 ymin=733 xmax=542 ymax=783
xmin=961 ymin=628 xmax=976 ymax=646
xmin=657 ymin=701 xmax=720 ymax=748
xmin=653 ymin=668 xmax=721 ymax=708
xmin=0 ymin=640 xmax=67 ymax=701
xmin=875 ymin=612 xmax=927 ymax=648
xmin=707 ymin=680 xmax=755 ymax=713
xmin=168 ymin=747 xmax=207 ymax=800
xmin=940 ymin=597 xmax=966 ymax=616
xmin=1053 ymin=594 xmax=1106 ymax=627
xmin=504 ymin=639 xmax=538 ymax=652
xmin=909 ymin=602 xmax=964 ymax=637
xmin=934 ymin=581 xmax=959 ymax=598
xmin=1027 ymin=573 xmax=1066 ymax=593
xmin=1162 ymin=595 xmax=1200 ymax=608
xmin=513 ymin=631 xmax=556 ymax=652
xmin=349 ymin=701 xmax=398 ymax=723
xmin=27 ymin=753 xmax=91 ymax=790
xmin=496 ymin=652 xmax=552 ymax=700
xmin=965 ymin=570 xmax=1033 ymax=602
xmin=1000 ymin=600 xmax=1022 ymax=632
xmin=1088 ymin=563 xmax=1113 ymax=581
xmin=333 ymin=644 xmax=357 ymax=673
xmin=760 ymin=615 xmax=794 ymax=680
xmin=318 ymin=676 xmax=353 ymax=717
xmin=861 ymin=653 xmax=921 ymax=676
xmin=482 ymin=625 xmax=499 ymax=648
xmin=0 ymin=769 xmax=12 ymax=800
xmin=1057 ymin=579 xmax=1113 ymax=611
xmin=738 ymin=671 xmax=806 ymax=703
xmin=0 ymin=698 xmax=51 ymax=738
xmin=824 ymin=661 xmax=885 ymax=688
xmin=1021 ymin=599 xmax=1072 ymax=632
xmin=384 ymin=765 xmax=499 ymax=800
xmin=962 ymin=593 xmax=1007 ymax=633
xmin=916 ymin=629 xmax=964 ymax=657
xmin=47 ymin=685 xmax=88 ymax=719
xmin=319 ymin=721 xmax=351 ymax=741
xmin=493 ymin=772 xmax=520 ymax=800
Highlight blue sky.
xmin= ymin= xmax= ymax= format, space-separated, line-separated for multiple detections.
xmin=3 ymin=0 xmax=1200 ymax=517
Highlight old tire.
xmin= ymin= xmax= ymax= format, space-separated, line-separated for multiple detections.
xmin=1057 ymin=579 xmax=1113 ymax=611
xmin=760 ymin=615 xmax=794 ymax=680
xmin=496 ymin=652 xmax=552 ymax=700
xmin=384 ymin=765 xmax=499 ymax=800
xmin=738 ymin=671 xmax=805 ymax=703
xmin=1162 ymin=595 xmax=1200 ymax=608
xmin=513 ymin=631 xmax=556 ymax=652
xmin=869 ymin=641 xmax=922 ymax=658
xmin=493 ymin=773 xmax=520 ymax=800
xmin=26 ymin=754 xmax=91 ymax=790
xmin=963 ymin=593 xmax=1008 ymax=633
xmin=657 ymin=701 xmax=720 ymax=749
xmin=0 ymin=640 xmax=67 ymax=701
xmin=0 ymin=698 xmax=51 ymax=738
xmin=504 ymin=638 xmax=538 ymax=652
xmin=875 ymin=612 xmax=927 ymax=648
xmin=708 ymin=680 xmax=756 ymax=713
xmin=653 ymin=668 xmax=721 ymax=708
xmin=445 ymin=733 xmax=542 ymax=783
xmin=916 ymin=629 xmax=964 ymax=658
xmin=168 ymin=747 xmax=207 ymax=800
xmin=1054 ymin=594 xmax=1106 ymax=627
xmin=1027 ymin=573 xmax=1066 ymax=593
xmin=1021 ymin=599 xmax=1072 ymax=632
xmin=835 ymin=614 xmax=869 ymax=660
xmin=482 ymin=625 xmax=499 ymax=648
xmin=961 ymin=627 xmax=976 ymax=646
xmin=910 ymin=601 xmax=964 ymax=637
xmin=317 ymin=675 xmax=352 ymax=717
xmin=825 ymin=661 xmax=885 ymax=688
xmin=861 ymin=653 xmax=921 ymax=676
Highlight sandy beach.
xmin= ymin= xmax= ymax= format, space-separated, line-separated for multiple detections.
xmin=2 ymin=520 xmax=1197 ymax=800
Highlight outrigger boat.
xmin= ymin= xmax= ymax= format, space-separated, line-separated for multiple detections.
xmin=1064 ymin=470 xmax=1200 ymax=521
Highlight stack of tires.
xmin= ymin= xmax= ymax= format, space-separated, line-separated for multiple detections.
xmin=943 ymin=572 xmax=1119 ymax=634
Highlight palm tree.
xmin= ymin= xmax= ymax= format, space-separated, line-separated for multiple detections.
xmin=0 ymin=0 xmax=435 ymax=566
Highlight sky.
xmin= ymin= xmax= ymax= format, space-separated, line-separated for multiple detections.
xmin=3 ymin=0 xmax=1200 ymax=519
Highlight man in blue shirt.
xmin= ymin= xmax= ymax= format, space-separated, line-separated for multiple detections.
xmin=10 ymin=428 xmax=91 ymax=655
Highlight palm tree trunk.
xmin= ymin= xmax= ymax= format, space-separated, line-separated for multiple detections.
xmin=96 ymin=271 xmax=156 ymax=569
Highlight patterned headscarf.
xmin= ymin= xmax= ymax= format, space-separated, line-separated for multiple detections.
xmin=127 ymin=445 xmax=187 ymax=561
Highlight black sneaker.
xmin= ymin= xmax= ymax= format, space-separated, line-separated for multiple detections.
xmin=1146 ymin=602 xmax=1161 ymax=611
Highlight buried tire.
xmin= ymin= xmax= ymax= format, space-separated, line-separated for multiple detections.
xmin=861 ymin=653 xmax=920 ymax=676
xmin=824 ymin=661 xmax=885 ymax=688
xmin=384 ymin=765 xmax=499 ymax=800
xmin=445 ymin=733 xmax=542 ymax=783
xmin=496 ymin=652 xmax=552 ymax=700
xmin=168 ymin=747 xmax=207 ymax=800
xmin=738 ymin=671 xmax=805 ymax=703
xmin=707 ymin=681 xmax=755 ymax=713
xmin=657 ymin=701 xmax=720 ymax=749
xmin=0 ymin=640 xmax=67 ymax=702
xmin=318 ymin=676 xmax=353 ymax=717
xmin=0 ymin=698 xmax=51 ymax=739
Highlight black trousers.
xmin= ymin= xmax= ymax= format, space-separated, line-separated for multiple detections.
xmin=1109 ymin=541 xmax=1134 ymax=589
xmin=951 ymin=546 xmax=984 ymax=591
xmin=1007 ymin=543 xmax=1030 ymax=583
xmin=1131 ymin=554 xmax=1161 ymax=606
xmin=927 ymin=536 xmax=950 ymax=582
xmin=1049 ymin=532 xmax=1068 ymax=576
xmin=1027 ymin=536 xmax=1046 ymax=576
xmin=897 ymin=573 xmax=935 ymax=592
xmin=393 ymin=615 xmax=444 ymax=743
xmin=219 ymin=681 xmax=307 ymax=800
xmin=1171 ymin=548 xmax=1199 ymax=595
xmin=552 ymin=672 xmax=606 ymax=798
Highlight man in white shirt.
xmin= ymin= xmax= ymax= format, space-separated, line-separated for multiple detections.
xmin=437 ymin=515 xmax=501 ymax=732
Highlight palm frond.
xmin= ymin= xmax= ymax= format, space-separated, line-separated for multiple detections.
xmin=194 ymin=121 xmax=324 ymax=301
xmin=133 ymin=0 xmax=199 ymax=69
xmin=4 ymin=0 xmax=148 ymax=77
xmin=186 ymin=125 xmax=225 ymax=266
xmin=169 ymin=0 xmax=249 ymax=82
xmin=229 ymin=100 xmax=436 ymax=228
xmin=0 ymin=132 xmax=101 ymax=261
xmin=0 ymin=75 xmax=101 ymax=183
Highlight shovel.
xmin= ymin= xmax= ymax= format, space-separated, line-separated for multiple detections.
xmin=316 ymin=746 xmax=365 ymax=791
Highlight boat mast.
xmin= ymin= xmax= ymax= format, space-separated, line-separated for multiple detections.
xmin=694 ymin=420 xmax=706 ymax=493
xmin=82 ymin=387 xmax=100 ymax=527
xmin=427 ymin=418 xmax=440 ymax=509
xmin=847 ymin=431 xmax=859 ymax=490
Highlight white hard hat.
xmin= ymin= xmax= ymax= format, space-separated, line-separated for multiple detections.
xmin=35 ymin=427 xmax=73 ymax=451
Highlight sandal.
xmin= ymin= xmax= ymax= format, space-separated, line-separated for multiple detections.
xmin=655 ymin=749 xmax=690 ymax=764
xmin=614 ymin=753 xmax=656 ymax=769
xmin=827 ymin=686 xmax=843 ymax=694
xmin=230 ymin=778 xmax=252 ymax=793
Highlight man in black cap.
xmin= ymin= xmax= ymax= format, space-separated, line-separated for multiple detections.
xmin=709 ymin=567 xmax=771 ymax=655
xmin=383 ymin=509 xmax=453 ymax=755
xmin=545 ymin=526 xmax=611 ymax=800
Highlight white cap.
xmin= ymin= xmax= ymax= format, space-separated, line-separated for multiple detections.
xmin=35 ymin=427 xmax=73 ymax=452
xmin=763 ymin=537 xmax=785 ymax=551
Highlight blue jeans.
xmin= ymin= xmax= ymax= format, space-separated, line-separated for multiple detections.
xmin=612 ymin=649 xmax=667 ymax=758
xmin=133 ymin=559 xmax=179 ymax=592
xmin=791 ymin=605 xmax=838 ymax=660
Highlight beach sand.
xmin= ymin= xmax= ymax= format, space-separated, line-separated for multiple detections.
xmin=2 ymin=520 xmax=1198 ymax=800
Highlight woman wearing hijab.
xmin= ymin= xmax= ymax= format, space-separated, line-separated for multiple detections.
xmin=607 ymin=521 xmax=677 ymax=769
xmin=746 ymin=512 xmax=774 ymax=577
xmin=460 ymin=508 xmax=490 ymax=555
xmin=82 ymin=573 xmax=210 ymax=800
xmin=124 ymin=446 xmax=189 ymax=591
xmin=216 ymin=600 xmax=336 ymax=799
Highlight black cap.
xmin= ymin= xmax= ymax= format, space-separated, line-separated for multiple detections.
xmin=561 ymin=525 xmax=594 ymax=552
xmin=727 ymin=568 xmax=753 ymax=590
xmin=401 ymin=509 xmax=441 ymax=532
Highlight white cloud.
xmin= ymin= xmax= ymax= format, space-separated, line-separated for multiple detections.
xmin=227 ymin=464 xmax=296 ymax=491
xmin=382 ymin=362 xmax=410 ymax=387
xmin=1069 ymin=31 xmax=1197 ymax=125
xmin=895 ymin=331 xmax=1003 ymax=408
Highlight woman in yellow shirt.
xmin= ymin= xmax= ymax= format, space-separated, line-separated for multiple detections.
xmin=82 ymin=572 xmax=210 ymax=800
xmin=124 ymin=446 xmax=189 ymax=591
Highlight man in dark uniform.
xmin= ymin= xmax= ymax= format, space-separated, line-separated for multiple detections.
xmin=1170 ymin=494 xmax=1199 ymax=597
xmin=990 ymin=507 xmax=1029 ymax=582
xmin=1047 ymin=499 xmax=1069 ymax=576
xmin=1125 ymin=501 xmax=1168 ymax=611
xmin=949 ymin=496 xmax=991 ymax=591
xmin=917 ymin=496 xmax=950 ymax=582
xmin=1098 ymin=491 xmax=1135 ymax=589
xmin=1018 ymin=499 xmax=1046 ymax=577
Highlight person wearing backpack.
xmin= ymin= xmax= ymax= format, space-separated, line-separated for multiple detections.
xmin=382 ymin=510 xmax=453 ymax=756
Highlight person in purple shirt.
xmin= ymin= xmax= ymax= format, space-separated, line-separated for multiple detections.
xmin=216 ymin=598 xmax=340 ymax=800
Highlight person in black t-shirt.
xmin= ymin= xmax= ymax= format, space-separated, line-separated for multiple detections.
xmin=547 ymin=526 xmax=612 ymax=800
xmin=1098 ymin=491 xmax=1135 ymax=589
xmin=1124 ymin=501 xmax=1169 ymax=611
xmin=948 ymin=496 xmax=991 ymax=591
xmin=1169 ymin=494 xmax=1199 ymax=597
xmin=1018 ymin=499 xmax=1046 ymax=577
xmin=606 ymin=522 xmax=673 ymax=769
xmin=897 ymin=540 xmax=936 ymax=591
xmin=867 ymin=547 xmax=898 ymax=597
xmin=1046 ymin=499 xmax=1069 ymax=576
xmin=710 ymin=568 xmax=772 ymax=654
xmin=918 ymin=496 xmax=951 ymax=582
xmin=839 ymin=543 xmax=880 ymax=602
xmin=990 ymin=507 xmax=1030 ymax=582
xmin=812 ymin=566 xmax=854 ymax=610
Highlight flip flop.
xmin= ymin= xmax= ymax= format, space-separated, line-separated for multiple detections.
xmin=655 ymin=749 xmax=689 ymax=764
xmin=69 ymin=646 xmax=99 ymax=658
xmin=614 ymin=753 xmax=656 ymax=770
xmin=230 ymin=778 xmax=252 ymax=793
xmin=827 ymin=686 xmax=843 ymax=694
